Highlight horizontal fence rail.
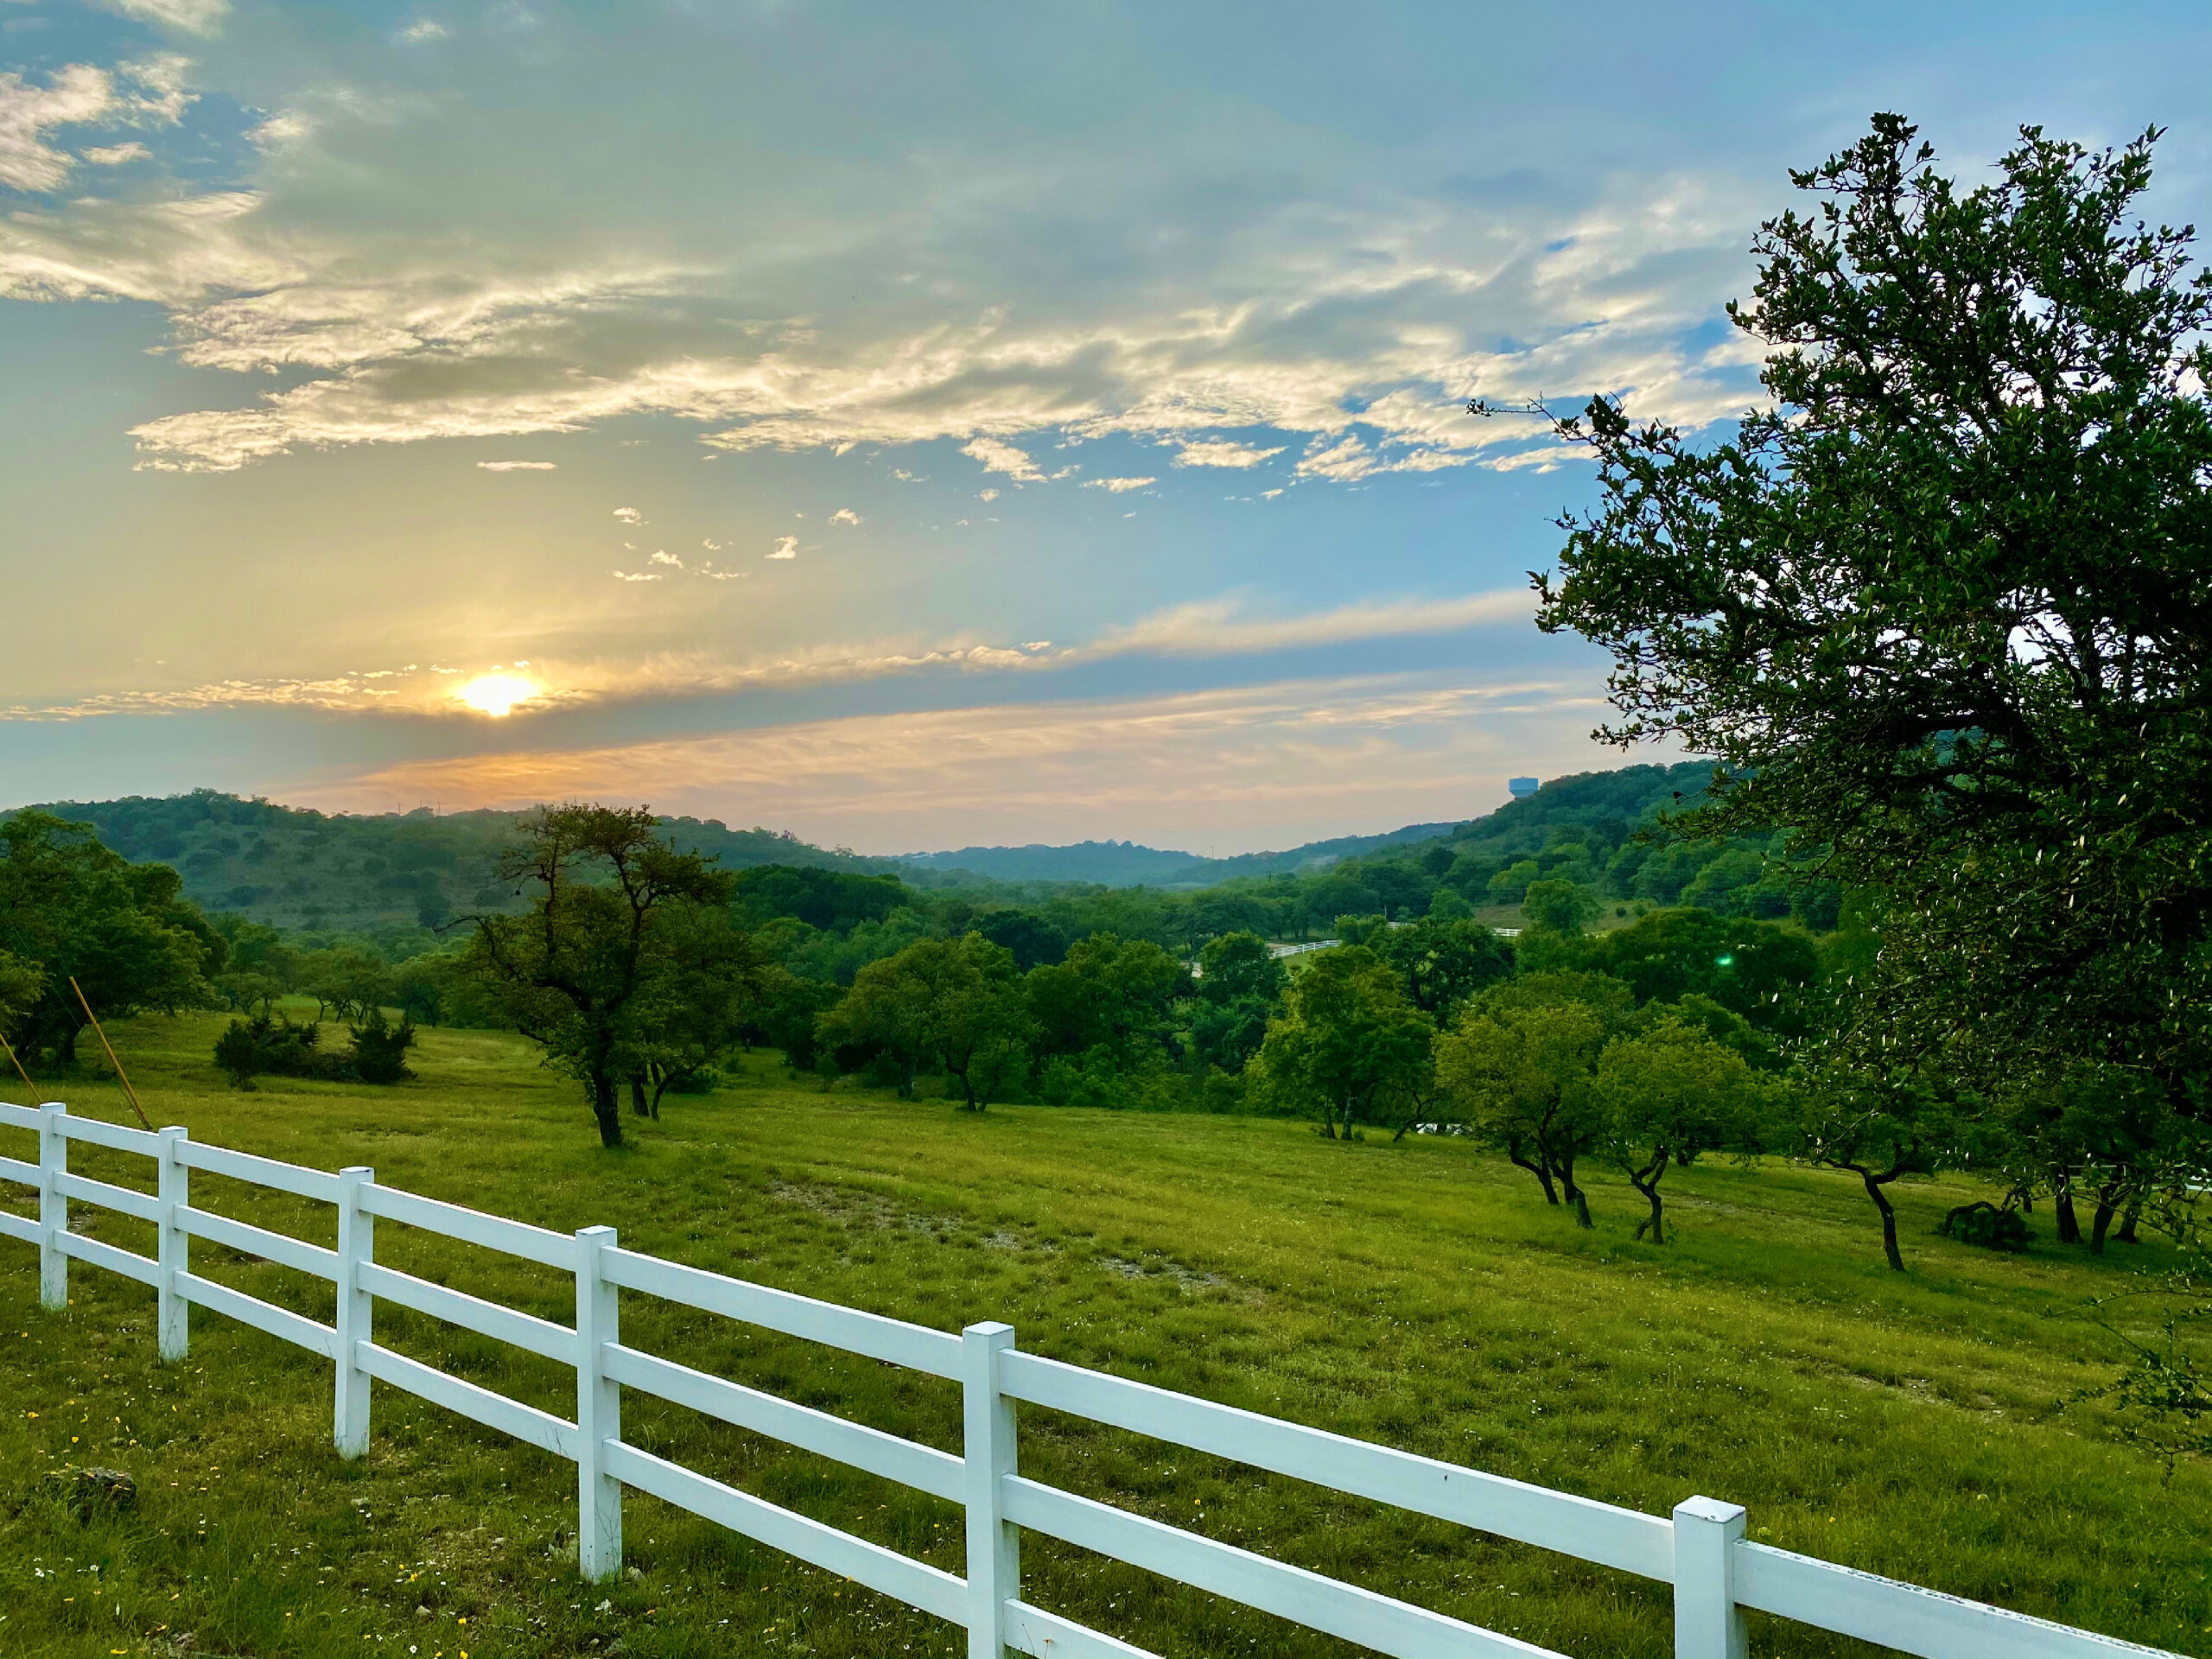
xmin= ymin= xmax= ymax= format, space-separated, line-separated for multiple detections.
xmin=0 ymin=1097 xmax=2183 ymax=1659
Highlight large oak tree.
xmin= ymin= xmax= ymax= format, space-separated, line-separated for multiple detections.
xmin=1526 ymin=117 xmax=2212 ymax=1140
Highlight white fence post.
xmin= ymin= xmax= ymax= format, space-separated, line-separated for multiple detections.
xmin=963 ymin=1320 xmax=1020 ymax=1659
xmin=334 ymin=1166 xmax=375 ymax=1458
xmin=36 ymin=1100 xmax=67 ymax=1311
xmin=1673 ymin=1495 xmax=1748 ymax=1659
xmin=575 ymin=1224 xmax=622 ymax=1580
xmin=156 ymin=1126 xmax=189 ymax=1360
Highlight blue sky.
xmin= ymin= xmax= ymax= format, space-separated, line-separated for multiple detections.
xmin=2 ymin=0 xmax=2205 ymax=853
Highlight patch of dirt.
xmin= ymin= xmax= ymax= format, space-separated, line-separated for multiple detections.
xmin=765 ymin=1180 xmax=1055 ymax=1255
xmin=1098 ymin=1252 xmax=1227 ymax=1291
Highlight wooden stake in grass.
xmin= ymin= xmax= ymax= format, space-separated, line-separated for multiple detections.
xmin=0 ymin=1027 xmax=32 ymax=1093
xmin=69 ymin=976 xmax=156 ymax=1132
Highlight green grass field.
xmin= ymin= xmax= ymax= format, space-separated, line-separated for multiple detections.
xmin=2 ymin=1008 xmax=2207 ymax=1659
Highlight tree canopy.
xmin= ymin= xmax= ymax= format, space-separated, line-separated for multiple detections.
xmin=0 ymin=810 xmax=220 ymax=1069
xmin=1533 ymin=116 xmax=2212 ymax=1112
xmin=464 ymin=804 xmax=741 ymax=1147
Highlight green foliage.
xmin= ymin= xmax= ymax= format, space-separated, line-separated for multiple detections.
xmin=0 ymin=809 xmax=220 ymax=1071
xmin=732 ymin=865 xmax=909 ymax=933
xmin=1368 ymin=917 xmax=1514 ymax=1021
xmin=1522 ymin=878 xmax=1599 ymax=935
xmin=1486 ymin=859 xmax=1540 ymax=906
xmin=296 ymin=946 xmax=393 ymax=1022
xmin=1942 ymin=1201 xmax=2034 ymax=1253
xmin=817 ymin=932 xmax=1035 ymax=1108
xmin=1536 ymin=113 xmax=2212 ymax=1126
xmin=213 ymin=1012 xmax=332 ymax=1089
xmin=972 ymin=908 xmax=1070 ymax=970
xmin=1786 ymin=1056 xmax=1979 ymax=1271
xmin=1592 ymin=910 xmax=1821 ymax=1036
xmin=1436 ymin=994 xmax=1611 ymax=1224
xmin=464 ymin=804 xmax=743 ymax=1147
xmin=211 ymin=1008 xmax=414 ymax=1089
xmin=347 ymin=1007 xmax=418 ymax=1085
xmin=1588 ymin=1015 xmax=1774 ymax=1243
xmin=1252 ymin=946 xmax=1433 ymax=1139
xmin=1025 ymin=933 xmax=1188 ymax=1065
xmin=1187 ymin=931 xmax=1287 ymax=1074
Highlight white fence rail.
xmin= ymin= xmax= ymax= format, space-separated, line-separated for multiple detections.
xmin=0 ymin=1096 xmax=2183 ymax=1659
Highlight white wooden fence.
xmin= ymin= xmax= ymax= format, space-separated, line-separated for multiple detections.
xmin=0 ymin=1097 xmax=2184 ymax=1659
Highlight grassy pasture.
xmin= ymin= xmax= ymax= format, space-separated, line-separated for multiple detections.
xmin=0 ymin=1008 xmax=2207 ymax=1658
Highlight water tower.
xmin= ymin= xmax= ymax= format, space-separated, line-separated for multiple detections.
xmin=1508 ymin=777 xmax=1540 ymax=801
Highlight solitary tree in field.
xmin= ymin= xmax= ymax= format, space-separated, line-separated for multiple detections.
xmin=1588 ymin=1016 xmax=1770 ymax=1244
xmin=1529 ymin=116 xmax=2212 ymax=1146
xmin=1786 ymin=1058 xmax=1973 ymax=1270
xmin=1436 ymin=998 xmax=1607 ymax=1224
xmin=465 ymin=804 xmax=734 ymax=1148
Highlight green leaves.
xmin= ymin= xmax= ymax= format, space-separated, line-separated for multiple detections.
xmin=0 ymin=809 xmax=220 ymax=1067
xmin=1535 ymin=114 xmax=2212 ymax=1098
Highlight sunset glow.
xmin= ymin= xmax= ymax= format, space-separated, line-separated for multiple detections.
xmin=456 ymin=674 xmax=542 ymax=719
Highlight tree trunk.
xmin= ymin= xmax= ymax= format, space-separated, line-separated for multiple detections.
xmin=2088 ymin=1181 xmax=2124 ymax=1255
xmin=630 ymin=1073 xmax=651 ymax=1117
xmin=2118 ymin=1198 xmax=2143 ymax=1244
xmin=1630 ymin=1161 xmax=1666 ymax=1243
xmin=1858 ymin=1166 xmax=1903 ymax=1270
xmin=2053 ymin=1176 xmax=2081 ymax=1244
xmin=1510 ymin=1152 xmax=1560 ymax=1205
xmin=590 ymin=1072 xmax=625 ymax=1148
xmin=1557 ymin=1152 xmax=1593 ymax=1229
xmin=899 ymin=1057 xmax=917 ymax=1099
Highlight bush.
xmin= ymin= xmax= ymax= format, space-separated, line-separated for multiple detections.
xmin=348 ymin=1007 xmax=417 ymax=1084
xmin=213 ymin=1013 xmax=338 ymax=1089
xmin=213 ymin=1008 xmax=416 ymax=1088
xmin=1941 ymin=1200 xmax=2034 ymax=1252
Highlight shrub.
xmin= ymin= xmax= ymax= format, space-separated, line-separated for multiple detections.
xmin=1941 ymin=1200 xmax=2034 ymax=1253
xmin=213 ymin=1013 xmax=338 ymax=1090
xmin=348 ymin=1007 xmax=417 ymax=1084
xmin=213 ymin=1008 xmax=416 ymax=1087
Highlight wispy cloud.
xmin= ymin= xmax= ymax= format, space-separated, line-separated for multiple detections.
xmin=1082 ymin=475 xmax=1154 ymax=492
xmin=0 ymin=58 xmax=190 ymax=193
xmin=2 ymin=588 xmax=1534 ymax=723
xmin=827 ymin=507 xmax=862 ymax=525
xmin=0 ymin=127 xmax=1766 ymax=477
xmin=477 ymin=459 xmax=556 ymax=471
xmin=1172 ymin=439 xmax=1282 ymax=470
xmin=100 ymin=0 xmax=231 ymax=35
xmin=961 ymin=436 xmax=1044 ymax=482
xmin=298 ymin=672 xmax=1612 ymax=851
xmin=766 ymin=534 xmax=799 ymax=560
xmin=1089 ymin=588 xmax=1533 ymax=658
xmin=612 ymin=505 xmax=643 ymax=523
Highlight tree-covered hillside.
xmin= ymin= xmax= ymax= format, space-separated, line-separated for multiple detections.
xmin=3 ymin=792 xmax=900 ymax=937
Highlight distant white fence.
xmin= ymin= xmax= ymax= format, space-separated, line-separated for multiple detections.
xmin=0 ymin=1096 xmax=2182 ymax=1659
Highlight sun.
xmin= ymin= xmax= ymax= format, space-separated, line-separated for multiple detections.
xmin=456 ymin=672 xmax=541 ymax=718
